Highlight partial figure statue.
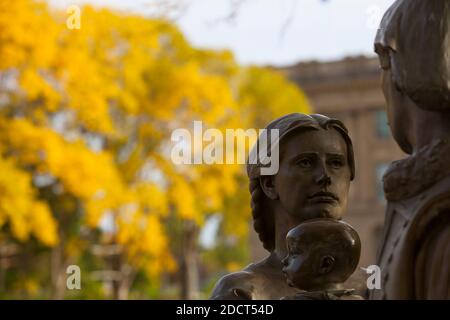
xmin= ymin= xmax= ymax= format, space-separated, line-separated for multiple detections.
xmin=281 ymin=218 xmax=363 ymax=300
xmin=371 ymin=0 xmax=450 ymax=299
xmin=210 ymin=113 xmax=355 ymax=299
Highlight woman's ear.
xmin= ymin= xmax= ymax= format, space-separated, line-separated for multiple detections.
xmin=259 ymin=175 xmax=278 ymax=200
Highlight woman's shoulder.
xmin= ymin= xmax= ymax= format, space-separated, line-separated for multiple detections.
xmin=414 ymin=215 xmax=450 ymax=299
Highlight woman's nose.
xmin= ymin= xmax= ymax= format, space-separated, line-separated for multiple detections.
xmin=315 ymin=163 xmax=331 ymax=186
xmin=316 ymin=173 xmax=331 ymax=186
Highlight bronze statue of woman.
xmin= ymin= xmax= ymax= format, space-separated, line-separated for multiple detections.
xmin=210 ymin=113 xmax=355 ymax=299
xmin=371 ymin=0 xmax=450 ymax=299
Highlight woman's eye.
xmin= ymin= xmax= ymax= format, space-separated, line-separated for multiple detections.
xmin=297 ymin=158 xmax=312 ymax=168
xmin=329 ymin=159 xmax=343 ymax=169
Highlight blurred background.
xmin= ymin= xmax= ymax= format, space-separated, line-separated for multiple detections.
xmin=0 ymin=0 xmax=402 ymax=299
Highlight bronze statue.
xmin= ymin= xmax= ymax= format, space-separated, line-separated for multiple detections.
xmin=371 ymin=0 xmax=450 ymax=299
xmin=210 ymin=113 xmax=355 ymax=299
xmin=281 ymin=218 xmax=363 ymax=300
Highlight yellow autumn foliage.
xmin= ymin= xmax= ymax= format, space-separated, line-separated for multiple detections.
xmin=0 ymin=0 xmax=310 ymax=296
xmin=0 ymin=155 xmax=57 ymax=246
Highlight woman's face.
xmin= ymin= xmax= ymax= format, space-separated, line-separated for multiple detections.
xmin=272 ymin=128 xmax=351 ymax=224
xmin=379 ymin=56 xmax=414 ymax=154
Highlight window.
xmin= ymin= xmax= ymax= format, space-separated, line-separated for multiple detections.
xmin=376 ymin=110 xmax=390 ymax=138
xmin=375 ymin=163 xmax=390 ymax=201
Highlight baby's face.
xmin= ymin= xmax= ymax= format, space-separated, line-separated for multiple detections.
xmin=282 ymin=238 xmax=313 ymax=289
xmin=282 ymin=219 xmax=361 ymax=290
xmin=282 ymin=236 xmax=338 ymax=290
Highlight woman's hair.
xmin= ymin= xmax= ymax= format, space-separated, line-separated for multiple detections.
xmin=374 ymin=0 xmax=450 ymax=111
xmin=246 ymin=113 xmax=355 ymax=252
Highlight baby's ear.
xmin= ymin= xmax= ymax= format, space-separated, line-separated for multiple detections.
xmin=318 ymin=255 xmax=335 ymax=275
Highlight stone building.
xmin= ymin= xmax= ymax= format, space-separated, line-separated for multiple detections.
xmin=250 ymin=56 xmax=405 ymax=268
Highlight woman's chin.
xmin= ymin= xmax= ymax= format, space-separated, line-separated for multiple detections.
xmin=292 ymin=205 xmax=343 ymax=222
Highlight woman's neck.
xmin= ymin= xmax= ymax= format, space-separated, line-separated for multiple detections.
xmin=411 ymin=107 xmax=450 ymax=153
xmin=272 ymin=204 xmax=302 ymax=261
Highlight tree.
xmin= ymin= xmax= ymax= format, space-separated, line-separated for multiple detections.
xmin=0 ymin=0 xmax=310 ymax=299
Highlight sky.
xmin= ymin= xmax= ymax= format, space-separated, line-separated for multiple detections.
xmin=50 ymin=0 xmax=395 ymax=66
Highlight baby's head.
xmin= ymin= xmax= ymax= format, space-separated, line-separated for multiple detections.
xmin=282 ymin=218 xmax=361 ymax=291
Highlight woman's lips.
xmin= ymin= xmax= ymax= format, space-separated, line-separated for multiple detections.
xmin=307 ymin=191 xmax=339 ymax=204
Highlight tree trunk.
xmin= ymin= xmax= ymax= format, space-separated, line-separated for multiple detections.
xmin=180 ymin=220 xmax=199 ymax=300
xmin=50 ymin=243 xmax=66 ymax=300
xmin=111 ymin=254 xmax=131 ymax=300
xmin=117 ymin=264 xmax=134 ymax=300
xmin=0 ymin=247 xmax=5 ymax=294
xmin=109 ymin=249 xmax=134 ymax=300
